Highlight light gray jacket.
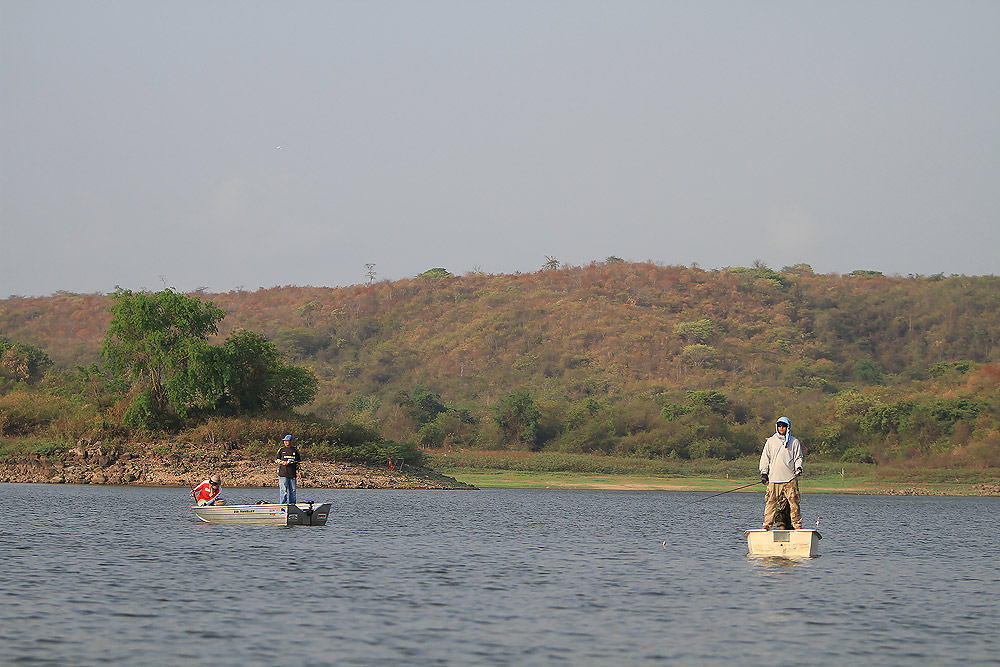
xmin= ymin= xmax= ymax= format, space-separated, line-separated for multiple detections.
xmin=759 ymin=432 xmax=803 ymax=483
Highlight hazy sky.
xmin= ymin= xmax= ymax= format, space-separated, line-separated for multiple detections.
xmin=3 ymin=1 xmax=998 ymax=297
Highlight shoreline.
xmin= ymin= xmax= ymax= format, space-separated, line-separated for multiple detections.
xmin=3 ymin=448 xmax=996 ymax=496
xmin=0 ymin=448 xmax=474 ymax=490
xmin=446 ymin=471 xmax=1000 ymax=496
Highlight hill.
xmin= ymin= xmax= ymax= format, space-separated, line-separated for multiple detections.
xmin=2 ymin=262 xmax=998 ymax=467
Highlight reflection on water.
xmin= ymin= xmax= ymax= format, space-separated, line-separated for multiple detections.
xmin=0 ymin=484 xmax=997 ymax=666
xmin=750 ymin=554 xmax=817 ymax=568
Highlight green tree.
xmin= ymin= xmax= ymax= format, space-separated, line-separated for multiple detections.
xmin=685 ymin=389 xmax=727 ymax=412
xmin=102 ymin=289 xmax=317 ymax=427
xmin=860 ymin=401 xmax=914 ymax=435
xmin=660 ymin=404 xmax=690 ymax=421
xmin=0 ymin=337 xmax=53 ymax=382
xmin=418 ymin=268 xmax=453 ymax=279
xmin=851 ymin=359 xmax=884 ymax=385
xmin=403 ymin=386 xmax=448 ymax=425
xmin=102 ymin=288 xmax=226 ymax=420
xmin=725 ymin=265 xmax=788 ymax=289
xmin=218 ymin=330 xmax=318 ymax=415
xmin=495 ymin=390 xmax=541 ymax=447
xmin=781 ymin=263 xmax=814 ymax=275
xmin=674 ymin=319 xmax=715 ymax=344
xmin=265 ymin=363 xmax=319 ymax=412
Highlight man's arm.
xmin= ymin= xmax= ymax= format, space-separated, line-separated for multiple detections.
xmin=759 ymin=440 xmax=771 ymax=474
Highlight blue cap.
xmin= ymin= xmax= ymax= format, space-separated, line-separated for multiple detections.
xmin=283 ymin=434 xmax=293 ymax=441
xmin=776 ymin=417 xmax=790 ymax=427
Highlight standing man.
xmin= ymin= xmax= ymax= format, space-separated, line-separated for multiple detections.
xmin=275 ymin=434 xmax=301 ymax=504
xmin=192 ymin=474 xmax=224 ymax=506
xmin=759 ymin=417 xmax=804 ymax=530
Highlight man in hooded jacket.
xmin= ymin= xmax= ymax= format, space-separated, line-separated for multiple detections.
xmin=759 ymin=417 xmax=804 ymax=530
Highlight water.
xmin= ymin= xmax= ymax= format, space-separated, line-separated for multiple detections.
xmin=0 ymin=484 xmax=997 ymax=666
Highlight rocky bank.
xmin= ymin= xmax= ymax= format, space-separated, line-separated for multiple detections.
xmin=0 ymin=441 xmax=475 ymax=491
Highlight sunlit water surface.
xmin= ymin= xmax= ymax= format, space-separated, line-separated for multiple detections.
xmin=0 ymin=484 xmax=997 ymax=665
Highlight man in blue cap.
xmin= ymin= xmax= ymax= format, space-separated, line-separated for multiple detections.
xmin=759 ymin=417 xmax=804 ymax=530
xmin=275 ymin=434 xmax=301 ymax=504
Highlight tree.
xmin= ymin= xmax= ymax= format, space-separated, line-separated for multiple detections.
xmin=274 ymin=328 xmax=332 ymax=358
xmin=102 ymin=289 xmax=317 ymax=427
xmin=402 ymin=386 xmax=447 ymax=425
xmin=678 ymin=344 xmax=718 ymax=369
xmin=418 ymin=268 xmax=452 ymax=280
xmin=264 ymin=363 xmax=319 ymax=412
xmin=851 ymin=359 xmax=884 ymax=385
xmin=542 ymin=256 xmax=560 ymax=271
xmin=685 ymin=389 xmax=727 ymax=412
xmin=674 ymin=319 xmax=715 ymax=344
xmin=495 ymin=390 xmax=541 ymax=448
xmin=102 ymin=288 xmax=226 ymax=420
xmin=0 ymin=337 xmax=53 ymax=382
xmin=781 ymin=263 xmax=814 ymax=275
xmin=214 ymin=330 xmax=318 ymax=415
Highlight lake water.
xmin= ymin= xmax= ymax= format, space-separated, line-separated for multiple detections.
xmin=0 ymin=484 xmax=997 ymax=666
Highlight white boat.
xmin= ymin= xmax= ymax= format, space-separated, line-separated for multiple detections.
xmin=192 ymin=501 xmax=332 ymax=526
xmin=744 ymin=529 xmax=822 ymax=557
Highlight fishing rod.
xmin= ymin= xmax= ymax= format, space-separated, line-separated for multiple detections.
xmin=688 ymin=481 xmax=762 ymax=504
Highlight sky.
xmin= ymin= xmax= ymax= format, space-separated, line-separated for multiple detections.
xmin=2 ymin=1 xmax=998 ymax=297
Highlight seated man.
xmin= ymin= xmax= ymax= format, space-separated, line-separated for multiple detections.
xmin=192 ymin=474 xmax=225 ymax=506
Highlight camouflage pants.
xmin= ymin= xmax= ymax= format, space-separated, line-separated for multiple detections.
xmin=763 ymin=479 xmax=802 ymax=529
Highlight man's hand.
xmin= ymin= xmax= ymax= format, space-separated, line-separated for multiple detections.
xmin=761 ymin=473 xmax=768 ymax=484
xmin=795 ymin=467 xmax=802 ymax=476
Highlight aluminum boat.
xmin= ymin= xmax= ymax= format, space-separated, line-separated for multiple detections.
xmin=744 ymin=529 xmax=822 ymax=557
xmin=192 ymin=501 xmax=331 ymax=526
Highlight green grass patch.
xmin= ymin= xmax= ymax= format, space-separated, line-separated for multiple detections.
xmin=427 ymin=450 xmax=762 ymax=477
xmin=428 ymin=450 xmax=997 ymax=494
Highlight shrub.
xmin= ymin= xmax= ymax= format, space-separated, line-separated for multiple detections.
xmin=688 ymin=438 xmax=738 ymax=460
xmin=661 ymin=404 xmax=690 ymax=421
xmin=860 ymin=401 xmax=914 ymax=435
xmin=312 ymin=438 xmax=424 ymax=467
xmin=841 ymin=446 xmax=875 ymax=463
xmin=0 ymin=390 xmax=68 ymax=436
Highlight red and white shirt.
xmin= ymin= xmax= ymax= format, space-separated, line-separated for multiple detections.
xmin=192 ymin=480 xmax=221 ymax=505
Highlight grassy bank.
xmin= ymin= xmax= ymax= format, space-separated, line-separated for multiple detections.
xmin=425 ymin=451 xmax=1000 ymax=496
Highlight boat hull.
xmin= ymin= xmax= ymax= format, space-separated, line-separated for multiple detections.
xmin=192 ymin=502 xmax=331 ymax=526
xmin=744 ymin=529 xmax=822 ymax=557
